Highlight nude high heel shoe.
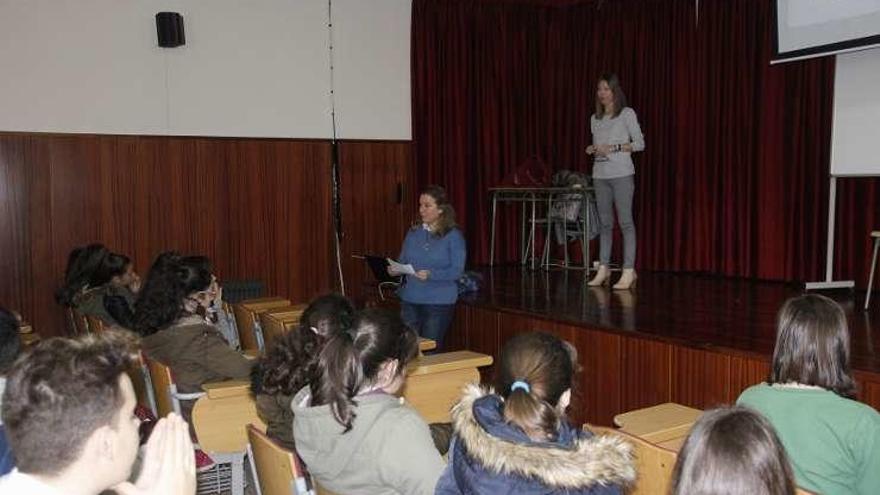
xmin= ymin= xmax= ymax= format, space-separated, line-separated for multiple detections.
xmin=587 ymin=265 xmax=611 ymax=287
xmin=613 ymin=268 xmax=637 ymax=290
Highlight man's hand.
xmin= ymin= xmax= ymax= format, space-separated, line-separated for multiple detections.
xmin=114 ymin=413 xmax=196 ymax=495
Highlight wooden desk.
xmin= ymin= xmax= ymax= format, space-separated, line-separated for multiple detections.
xmin=404 ymin=350 xmax=493 ymax=423
xmin=232 ymin=297 xmax=292 ymax=351
xmin=259 ymin=304 xmax=307 ymax=349
xmin=20 ymin=323 xmax=40 ymax=346
xmin=21 ymin=333 xmax=40 ymax=346
xmin=418 ymin=337 xmax=436 ymax=352
xmin=193 ymin=380 xmax=266 ymax=454
xmin=613 ymin=402 xmax=702 ymax=447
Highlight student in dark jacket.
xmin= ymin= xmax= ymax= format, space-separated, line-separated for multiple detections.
xmin=0 ymin=307 xmax=23 ymax=476
xmin=135 ymin=252 xmax=251 ymax=400
xmin=56 ymin=243 xmax=141 ymax=329
xmin=436 ymin=332 xmax=635 ymax=495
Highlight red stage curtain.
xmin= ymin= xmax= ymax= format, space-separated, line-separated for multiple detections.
xmin=412 ymin=0 xmax=880 ymax=285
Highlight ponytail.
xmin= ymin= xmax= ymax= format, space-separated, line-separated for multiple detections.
xmin=497 ymin=332 xmax=577 ymax=442
xmin=312 ymin=332 xmax=364 ymax=431
xmin=309 ymin=308 xmax=418 ymax=432
xmin=503 ymin=380 xmax=563 ymax=441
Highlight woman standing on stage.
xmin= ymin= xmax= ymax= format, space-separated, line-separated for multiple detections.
xmin=586 ymin=73 xmax=644 ymax=290
xmin=389 ymin=185 xmax=466 ymax=350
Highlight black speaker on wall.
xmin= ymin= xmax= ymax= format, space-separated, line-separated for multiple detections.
xmin=156 ymin=12 xmax=185 ymax=48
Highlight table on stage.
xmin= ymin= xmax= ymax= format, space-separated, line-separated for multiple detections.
xmin=488 ymin=186 xmax=594 ymax=270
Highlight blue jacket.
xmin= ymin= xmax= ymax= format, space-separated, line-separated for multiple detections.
xmin=397 ymin=226 xmax=466 ymax=305
xmin=0 ymin=426 xmax=13 ymax=476
xmin=436 ymin=385 xmax=635 ymax=495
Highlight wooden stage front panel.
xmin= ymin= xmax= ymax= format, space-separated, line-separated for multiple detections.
xmin=446 ymin=267 xmax=880 ymax=427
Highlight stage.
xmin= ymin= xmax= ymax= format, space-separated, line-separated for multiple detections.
xmin=445 ymin=266 xmax=880 ymax=426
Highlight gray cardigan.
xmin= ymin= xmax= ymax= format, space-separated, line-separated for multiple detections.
xmin=590 ymin=107 xmax=645 ymax=179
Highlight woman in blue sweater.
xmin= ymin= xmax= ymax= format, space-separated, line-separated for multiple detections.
xmin=390 ymin=185 xmax=466 ymax=350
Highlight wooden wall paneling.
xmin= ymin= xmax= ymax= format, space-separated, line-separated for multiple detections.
xmin=728 ymin=355 xmax=770 ymax=402
xmin=854 ymin=372 xmax=880 ymax=412
xmin=225 ymin=139 xmax=335 ymax=303
xmin=338 ymin=141 xmax=414 ymax=302
xmin=23 ymin=137 xmax=54 ymax=333
xmin=671 ymin=346 xmax=731 ymax=410
xmin=0 ymin=133 xmax=350 ymax=337
xmin=572 ymin=326 xmax=622 ymax=427
xmin=98 ymin=136 xmax=131 ymax=256
xmin=446 ymin=304 xmax=470 ymax=352
xmin=300 ymin=141 xmax=336 ymax=298
xmin=497 ymin=312 xmax=561 ymax=340
xmin=463 ymin=305 xmax=500 ymax=382
xmin=0 ymin=136 xmax=30 ymax=316
xmin=184 ymin=137 xmax=228 ymax=263
xmin=620 ymin=336 xmax=672 ymax=412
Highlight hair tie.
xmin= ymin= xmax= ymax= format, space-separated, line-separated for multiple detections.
xmin=510 ymin=380 xmax=530 ymax=393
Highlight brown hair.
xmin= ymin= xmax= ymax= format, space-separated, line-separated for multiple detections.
xmin=0 ymin=307 xmax=22 ymax=374
xmin=594 ymin=72 xmax=628 ymax=119
xmin=419 ymin=185 xmax=457 ymax=237
xmin=496 ymin=332 xmax=578 ymax=442
xmin=670 ymin=405 xmax=796 ymax=495
xmin=1 ymin=331 xmax=138 ymax=474
xmin=253 ymin=293 xmax=356 ymax=397
xmin=309 ymin=308 xmax=418 ymax=432
xmin=768 ymin=294 xmax=856 ymax=398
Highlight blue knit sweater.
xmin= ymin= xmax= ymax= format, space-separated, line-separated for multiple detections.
xmin=397 ymin=226 xmax=466 ymax=305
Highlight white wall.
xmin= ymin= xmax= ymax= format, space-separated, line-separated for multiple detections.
xmin=0 ymin=0 xmax=411 ymax=139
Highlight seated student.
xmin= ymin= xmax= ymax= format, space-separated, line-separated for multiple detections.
xmin=135 ymin=252 xmax=252 ymax=407
xmin=0 ymin=333 xmax=195 ymax=495
xmin=251 ymin=293 xmax=356 ymax=451
xmin=436 ymin=332 xmax=635 ymax=495
xmin=670 ymin=405 xmax=797 ymax=495
xmin=56 ymin=243 xmax=141 ymax=329
xmin=737 ymin=294 xmax=880 ymax=495
xmin=0 ymin=307 xmax=23 ymax=476
xmin=292 ymin=308 xmax=444 ymax=495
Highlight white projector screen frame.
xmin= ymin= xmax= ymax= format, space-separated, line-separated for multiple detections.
xmin=774 ymin=0 xmax=880 ymax=63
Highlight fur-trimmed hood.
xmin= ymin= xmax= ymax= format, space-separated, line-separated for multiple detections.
xmin=442 ymin=383 xmax=636 ymax=492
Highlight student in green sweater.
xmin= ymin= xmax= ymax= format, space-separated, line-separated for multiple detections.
xmin=737 ymin=294 xmax=880 ymax=495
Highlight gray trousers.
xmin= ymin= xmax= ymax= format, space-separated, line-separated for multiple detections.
xmin=594 ymin=175 xmax=636 ymax=269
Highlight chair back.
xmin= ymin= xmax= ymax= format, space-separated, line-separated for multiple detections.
xmin=144 ymin=356 xmax=176 ymax=418
xmin=85 ymin=314 xmax=106 ymax=334
xmin=259 ymin=305 xmax=307 ymax=350
xmin=71 ymin=309 xmax=89 ymax=335
xmin=127 ymin=355 xmax=156 ymax=414
xmin=247 ymin=424 xmax=311 ymax=495
xmin=591 ymin=426 xmax=676 ymax=495
xmin=232 ymin=297 xmax=291 ymax=352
